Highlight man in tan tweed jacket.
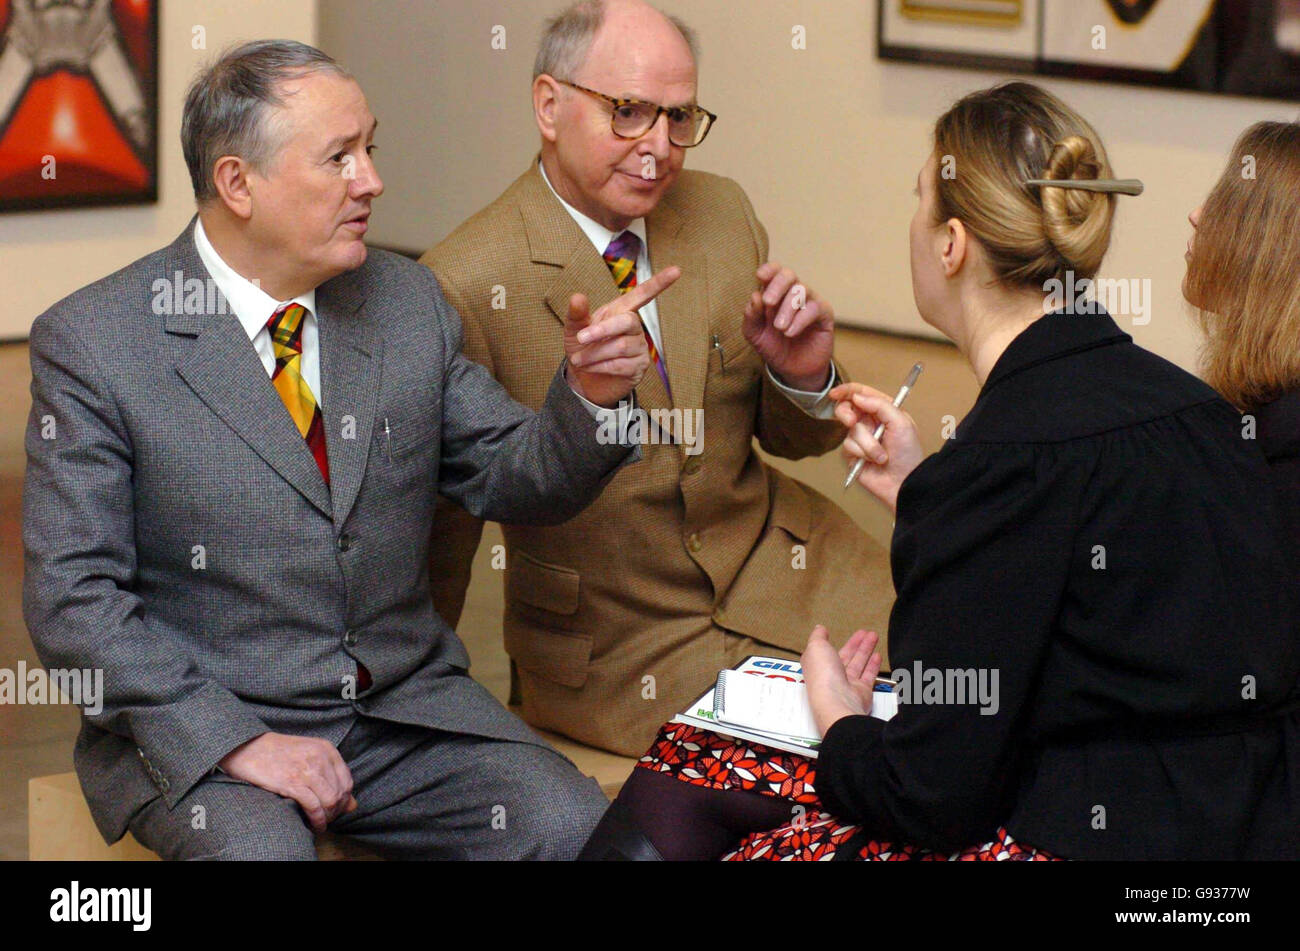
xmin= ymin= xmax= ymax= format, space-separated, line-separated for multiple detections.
xmin=421 ymin=0 xmax=893 ymax=756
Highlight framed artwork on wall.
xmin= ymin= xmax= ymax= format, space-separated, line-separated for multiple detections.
xmin=879 ymin=0 xmax=1300 ymax=102
xmin=0 ymin=0 xmax=158 ymax=213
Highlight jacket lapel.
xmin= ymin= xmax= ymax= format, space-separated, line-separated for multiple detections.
xmin=524 ymin=165 xmax=683 ymax=416
xmin=316 ymin=275 xmax=380 ymax=531
xmin=645 ymin=198 xmax=709 ymax=442
xmin=169 ymin=219 xmax=332 ymax=519
xmin=522 ymin=165 xmax=620 ymax=332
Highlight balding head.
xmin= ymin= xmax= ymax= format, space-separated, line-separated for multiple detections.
xmin=534 ymin=0 xmax=698 ymax=82
xmin=533 ymin=0 xmax=704 ymax=231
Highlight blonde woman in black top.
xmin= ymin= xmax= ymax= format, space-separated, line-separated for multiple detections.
xmin=581 ymin=82 xmax=1300 ymax=862
xmin=1185 ymin=121 xmax=1300 ymax=549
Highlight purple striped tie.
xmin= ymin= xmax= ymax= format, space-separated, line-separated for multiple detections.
xmin=602 ymin=231 xmax=671 ymax=399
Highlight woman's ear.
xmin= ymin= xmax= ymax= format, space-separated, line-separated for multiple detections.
xmin=533 ymin=75 xmax=561 ymax=144
xmin=941 ymin=218 xmax=968 ymax=279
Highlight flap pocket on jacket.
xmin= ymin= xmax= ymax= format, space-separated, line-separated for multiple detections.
xmin=503 ymin=624 xmax=592 ymax=689
xmin=506 ymin=550 xmax=581 ymax=615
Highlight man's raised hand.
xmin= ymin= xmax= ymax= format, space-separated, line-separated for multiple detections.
xmin=564 ymin=265 xmax=682 ymax=407
xmin=743 ymin=261 xmax=836 ymax=392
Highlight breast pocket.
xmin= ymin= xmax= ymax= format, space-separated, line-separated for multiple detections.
xmin=381 ymin=413 xmax=438 ymax=458
xmin=705 ymin=326 xmax=762 ymax=409
xmin=370 ymin=411 xmax=440 ymax=491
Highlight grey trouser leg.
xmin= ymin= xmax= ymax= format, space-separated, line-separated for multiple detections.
xmin=126 ymin=715 xmax=608 ymax=860
xmin=329 ymin=715 xmax=609 ymax=860
xmin=127 ymin=778 xmax=318 ymax=860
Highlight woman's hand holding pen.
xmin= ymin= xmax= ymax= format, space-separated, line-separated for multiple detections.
xmin=831 ymin=381 xmax=925 ymax=514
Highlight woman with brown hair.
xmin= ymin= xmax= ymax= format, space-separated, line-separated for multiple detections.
xmin=1185 ymin=121 xmax=1300 ymax=544
xmin=580 ymin=82 xmax=1300 ymax=862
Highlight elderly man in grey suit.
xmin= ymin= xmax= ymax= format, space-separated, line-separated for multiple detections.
xmin=22 ymin=39 xmax=673 ymax=860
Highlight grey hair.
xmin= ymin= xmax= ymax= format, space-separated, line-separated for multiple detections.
xmin=533 ymin=0 xmax=699 ymax=80
xmin=182 ymin=39 xmax=352 ymax=203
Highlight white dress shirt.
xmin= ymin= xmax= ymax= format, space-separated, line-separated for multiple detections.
xmin=194 ymin=218 xmax=321 ymax=401
xmin=194 ymin=217 xmax=617 ymax=425
xmin=538 ymin=162 xmax=836 ymax=418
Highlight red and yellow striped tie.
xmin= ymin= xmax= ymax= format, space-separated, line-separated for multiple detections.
xmin=266 ymin=303 xmax=369 ymax=689
xmin=266 ymin=303 xmax=330 ymax=485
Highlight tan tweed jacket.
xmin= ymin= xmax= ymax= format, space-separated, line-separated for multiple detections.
xmin=421 ymin=164 xmax=894 ymax=755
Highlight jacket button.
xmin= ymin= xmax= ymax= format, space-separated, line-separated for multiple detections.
xmin=682 ymin=458 xmax=701 ymax=476
xmin=687 ymin=533 xmax=702 ymax=553
xmin=344 ymin=630 xmax=358 ymax=647
xmin=337 ymin=533 xmax=351 ymax=552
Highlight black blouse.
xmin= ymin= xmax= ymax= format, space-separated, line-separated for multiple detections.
xmin=1255 ymin=390 xmax=1300 ymax=555
xmin=818 ymin=311 xmax=1300 ymax=860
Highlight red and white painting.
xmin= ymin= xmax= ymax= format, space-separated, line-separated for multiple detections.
xmin=0 ymin=0 xmax=156 ymax=212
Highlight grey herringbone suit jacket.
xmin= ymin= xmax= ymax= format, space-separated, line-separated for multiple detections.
xmin=22 ymin=218 xmax=636 ymax=844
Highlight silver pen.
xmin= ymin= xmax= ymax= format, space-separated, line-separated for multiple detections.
xmin=843 ymin=362 xmax=923 ymax=490
xmin=383 ymin=417 xmax=393 ymax=462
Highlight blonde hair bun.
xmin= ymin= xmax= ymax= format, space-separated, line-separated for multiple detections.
xmin=931 ymin=82 xmax=1118 ymax=290
xmin=1039 ymin=136 xmax=1115 ymax=277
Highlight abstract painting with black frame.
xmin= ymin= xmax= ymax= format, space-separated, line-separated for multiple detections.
xmin=0 ymin=0 xmax=158 ymax=213
xmin=879 ymin=1 xmax=1300 ymax=103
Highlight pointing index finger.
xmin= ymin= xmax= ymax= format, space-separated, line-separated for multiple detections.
xmin=612 ymin=265 xmax=681 ymax=316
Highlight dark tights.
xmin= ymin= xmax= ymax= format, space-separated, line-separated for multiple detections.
xmin=613 ymin=766 xmax=795 ymax=861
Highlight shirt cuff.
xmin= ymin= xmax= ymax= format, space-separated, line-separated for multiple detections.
xmin=766 ymin=364 xmax=838 ymax=420
xmin=567 ymin=367 xmax=640 ymax=438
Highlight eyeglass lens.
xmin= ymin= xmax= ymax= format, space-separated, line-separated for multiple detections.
xmin=612 ymin=102 xmax=707 ymax=146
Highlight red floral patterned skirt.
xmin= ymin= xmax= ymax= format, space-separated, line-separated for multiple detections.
xmin=639 ymin=721 xmax=1062 ymax=861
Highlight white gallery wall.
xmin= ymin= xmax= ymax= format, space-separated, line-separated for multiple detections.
xmin=3 ymin=0 xmax=1295 ymax=374
xmin=319 ymin=0 xmax=1299 ymax=371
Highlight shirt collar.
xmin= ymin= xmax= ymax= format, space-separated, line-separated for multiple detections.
xmin=538 ymin=160 xmax=648 ymax=258
xmin=981 ymin=309 xmax=1132 ymax=397
xmin=193 ymin=217 xmax=316 ymax=341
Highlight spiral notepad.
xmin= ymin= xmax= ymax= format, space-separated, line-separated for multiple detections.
xmin=712 ymin=668 xmax=899 ymax=745
xmin=712 ymin=671 xmax=822 ymax=743
xmin=671 ymin=656 xmax=897 ymax=758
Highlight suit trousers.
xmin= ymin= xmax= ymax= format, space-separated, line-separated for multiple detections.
xmin=126 ymin=714 xmax=610 ymax=860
